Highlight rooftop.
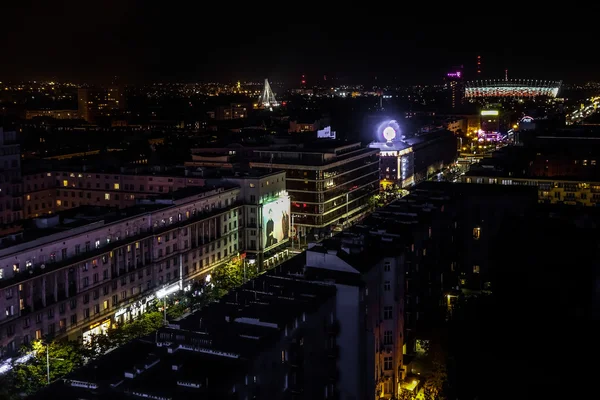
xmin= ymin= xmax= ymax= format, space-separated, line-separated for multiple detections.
xmin=0 ymin=186 xmax=242 ymax=289
xmin=251 ymin=144 xmax=378 ymax=167
xmin=46 ymin=270 xmax=336 ymax=400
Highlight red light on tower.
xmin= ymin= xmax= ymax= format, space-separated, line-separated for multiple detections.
xmin=301 ymin=74 xmax=306 ymax=86
xmin=477 ymin=55 xmax=481 ymax=75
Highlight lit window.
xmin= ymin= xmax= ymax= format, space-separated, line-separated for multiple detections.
xmin=473 ymin=265 xmax=480 ymax=274
xmin=104 ymin=193 xmax=110 ymax=200
xmin=473 ymin=227 xmax=481 ymax=240
xmin=114 ymin=183 xmax=120 ymax=190
xmin=62 ymin=180 xmax=68 ymax=187
xmin=56 ymin=200 xmax=62 ymax=206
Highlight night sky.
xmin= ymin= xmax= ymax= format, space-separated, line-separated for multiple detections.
xmin=1 ymin=3 xmax=595 ymax=84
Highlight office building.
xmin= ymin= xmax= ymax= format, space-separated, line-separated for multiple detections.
xmin=0 ymin=128 xmax=22 ymax=232
xmin=445 ymin=68 xmax=464 ymax=109
xmin=0 ymin=172 xmax=291 ymax=356
xmin=480 ymin=110 xmax=499 ymax=133
xmin=250 ymin=141 xmax=380 ymax=238
xmin=42 ymin=271 xmax=339 ymax=400
xmin=369 ymin=128 xmax=457 ymax=188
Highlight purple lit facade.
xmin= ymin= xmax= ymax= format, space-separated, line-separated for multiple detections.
xmin=477 ymin=130 xmax=501 ymax=142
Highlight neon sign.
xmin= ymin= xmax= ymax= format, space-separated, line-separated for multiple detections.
xmin=520 ymin=116 xmax=534 ymax=123
xmin=383 ymin=126 xmax=396 ymax=141
xmin=481 ymin=110 xmax=499 ymax=116
xmin=447 ymin=71 xmax=462 ymax=78
xmin=377 ymin=120 xmax=401 ymax=142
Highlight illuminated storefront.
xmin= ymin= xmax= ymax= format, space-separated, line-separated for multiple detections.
xmin=114 ymin=294 xmax=156 ymax=325
xmin=82 ymin=319 xmax=111 ymax=345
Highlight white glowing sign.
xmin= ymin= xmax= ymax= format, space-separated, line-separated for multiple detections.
xmin=383 ymin=126 xmax=396 ymax=141
xmin=481 ymin=110 xmax=499 ymax=116
xmin=317 ymin=126 xmax=336 ymax=139
xmin=520 ymin=116 xmax=534 ymax=123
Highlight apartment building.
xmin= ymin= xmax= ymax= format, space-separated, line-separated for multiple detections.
xmin=290 ymin=242 xmax=404 ymax=400
xmin=250 ymin=141 xmax=380 ymax=238
xmin=0 ymin=128 xmax=22 ymax=230
xmin=41 ymin=271 xmax=338 ymax=400
xmin=22 ymin=170 xmax=205 ymax=219
xmin=0 ymin=184 xmax=253 ymax=355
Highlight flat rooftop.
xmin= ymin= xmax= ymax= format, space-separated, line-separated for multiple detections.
xmin=45 ymin=270 xmax=336 ymax=400
xmin=252 ymin=145 xmax=378 ymax=167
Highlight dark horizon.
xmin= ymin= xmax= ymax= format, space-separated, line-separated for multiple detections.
xmin=1 ymin=4 xmax=597 ymax=85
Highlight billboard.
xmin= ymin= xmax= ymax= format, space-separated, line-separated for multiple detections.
xmin=263 ymin=196 xmax=290 ymax=250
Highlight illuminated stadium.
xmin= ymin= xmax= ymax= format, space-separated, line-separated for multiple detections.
xmin=465 ymin=79 xmax=562 ymax=98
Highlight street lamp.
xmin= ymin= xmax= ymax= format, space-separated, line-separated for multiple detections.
xmin=42 ymin=342 xmax=64 ymax=385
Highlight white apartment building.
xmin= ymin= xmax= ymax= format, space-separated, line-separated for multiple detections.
xmin=0 ymin=185 xmax=244 ymax=354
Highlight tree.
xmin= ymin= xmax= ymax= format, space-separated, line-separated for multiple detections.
xmin=424 ymin=359 xmax=447 ymax=400
xmin=0 ymin=373 xmax=20 ymax=400
xmin=212 ymin=259 xmax=246 ymax=293
xmin=397 ymin=389 xmax=416 ymax=400
xmin=87 ymin=310 xmax=163 ymax=360
xmin=10 ymin=339 xmax=86 ymax=395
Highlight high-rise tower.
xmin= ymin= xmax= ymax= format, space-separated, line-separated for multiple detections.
xmin=445 ymin=66 xmax=464 ymax=109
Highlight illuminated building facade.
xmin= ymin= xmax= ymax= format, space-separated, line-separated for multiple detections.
xmin=445 ymin=68 xmax=464 ymax=109
xmin=250 ymin=142 xmax=380 ymax=235
xmin=465 ymin=79 xmax=561 ymax=98
xmin=0 ymin=176 xmax=291 ymax=356
xmin=370 ymin=121 xmax=457 ymax=188
xmin=480 ymin=109 xmax=499 ymax=131
xmin=216 ymin=170 xmax=290 ymax=269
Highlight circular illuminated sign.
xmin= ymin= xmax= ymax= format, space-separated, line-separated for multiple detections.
xmin=383 ymin=126 xmax=396 ymax=141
